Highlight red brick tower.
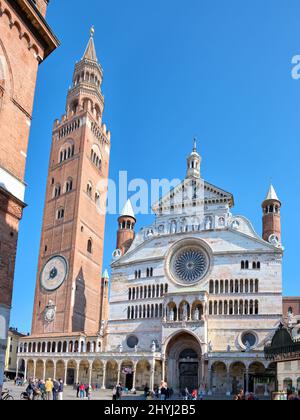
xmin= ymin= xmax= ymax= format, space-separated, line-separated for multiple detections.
xmin=116 ymin=200 xmax=136 ymax=256
xmin=31 ymin=28 xmax=111 ymax=336
xmin=0 ymin=0 xmax=58 ymax=394
xmin=262 ymin=185 xmax=282 ymax=245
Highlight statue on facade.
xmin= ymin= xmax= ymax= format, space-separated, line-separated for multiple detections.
xmin=227 ymin=345 xmax=231 ymax=353
xmin=208 ymin=341 xmax=213 ymax=352
xmin=245 ymin=341 xmax=251 ymax=352
xmin=194 ymin=308 xmax=200 ymax=321
xmin=169 ymin=309 xmax=175 ymax=322
xmin=151 ymin=341 xmax=156 ymax=353
xmin=119 ymin=343 xmax=123 ymax=353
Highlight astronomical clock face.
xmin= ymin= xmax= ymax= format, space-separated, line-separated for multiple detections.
xmin=170 ymin=246 xmax=209 ymax=285
xmin=40 ymin=256 xmax=68 ymax=292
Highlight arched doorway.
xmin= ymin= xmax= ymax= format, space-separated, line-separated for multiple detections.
xmin=165 ymin=332 xmax=202 ymax=392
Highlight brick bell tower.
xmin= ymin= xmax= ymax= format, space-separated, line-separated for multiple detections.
xmin=116 ymin=200 xmax=136 ymax=256
xmin=262 ymin=185 xmax=282 ymax=245
xmin=31 ymin=28 xmax=111 ymax=336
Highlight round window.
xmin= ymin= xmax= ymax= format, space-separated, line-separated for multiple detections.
xmin=170 ymin=246 xmax=209 ymax=285
xmin=127 ymin=335 xmax=139 ymax=349
xmin=242 ymin=332 xmax=257 ymax=348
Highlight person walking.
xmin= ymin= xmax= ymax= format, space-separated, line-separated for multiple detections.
xmin=87 ymin=385 xmax=92 ymax=400
xmin=45 ymin=378 xmax=54 ymax=401
xmin=58 ymin=379 xmax=64 ymax=401
xmin=53 ymin=379 xmax=59 ymax=401
xmin=76 ymin=383 xmax=80 ymax=398
xmin=112 ymin=386 xmax=117 ymax=401
xmin=160 ymin=382 xmax=167 ymax=401
xmin=116 ymin=383 xmax=123 ymax=400
xmin=79 ymin=383 xmax=85 ymax=399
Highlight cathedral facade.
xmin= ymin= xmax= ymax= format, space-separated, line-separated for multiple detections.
xmin=17 ymin=33 xmax=283 ymax=398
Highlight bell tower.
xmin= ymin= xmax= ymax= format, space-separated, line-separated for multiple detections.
xmin=31 ymin=29 xmax=111 ymax=336
xmin=262 ymin=185 xmax=282 ymax=245
xmin=186 ymin=139 xmax=201 ymax=179
xmin=116 ymin=200 xmax=136 ymax=256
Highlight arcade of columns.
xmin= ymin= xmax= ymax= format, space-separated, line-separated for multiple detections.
xmin=16 ymin=337 xmax=275 ymax=395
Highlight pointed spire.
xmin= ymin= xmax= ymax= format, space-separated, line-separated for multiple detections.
xmin=121 ymin=199 xmax=136 ymax=219
xmin=193 ymin=137 xmax=197 ymax=153
xmin=82 ymin=26 xmax=98 ymax=62
xmin=102 ymin=269 xmax=110 ymax=280
xmin=265 ymin=185 xmax=280 ymax=202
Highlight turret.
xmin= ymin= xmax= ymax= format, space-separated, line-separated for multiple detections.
xmin=262 ymin=185 xmax=282 ymax=245
xmin=186 ymin=138 xmax=201 ymax=179
xmin=116 ymin=200 xmax=136 ymax=255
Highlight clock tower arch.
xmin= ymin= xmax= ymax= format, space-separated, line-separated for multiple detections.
xmin=31 ymin=29 xmax=111 ymax=336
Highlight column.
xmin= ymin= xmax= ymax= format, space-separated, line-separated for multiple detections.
xmin=53 ymin=361 xmax=57 ymax=380
xmin=24 ymin=360 xmax=28 ymax=383
xmin=66 ymin=342 xmax=69 ymax=354
xmin=43 ymin=361 xmax=46 ymax=381
xmin=226 ymin=369 xmax=231 ymax=396
xmin=162 ymin=357 xmax=166 ymax=383
xmin=54 ymin=342 xmax=58 ymax=353
xmin=102 ymin=362 xmax=107 ymax=390
xmin=75 ymin=363 xmax=79 ymax=384
xmin=150 ymin=359 xmax=155 ymax=392
xmin=33 ymin=360 xmax=36 ymax=379
xmin=15 ymin=359 xmax=19 ymax=380
xmin=207 ymin=366 xmax=213 ymax=396
xmin=132 ymin=362 xmax=138 ymax=392
xmin=245 ymin=367 xmax=249 ymax=395
xmin=64 ymin=363 xmax=68 ymax=385
xmin=88 ymin=362 xmax=93 ymax=386
xmin=117 ymin=362 xmax=121 ymax=384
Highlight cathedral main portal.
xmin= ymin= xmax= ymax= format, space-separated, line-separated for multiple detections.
xmin=166 ymin=332 xmax=202 ymax=392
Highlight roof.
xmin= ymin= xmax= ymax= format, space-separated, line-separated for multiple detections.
xmin=82 ymin=35 xmax=98 ymax=62
xmin=121 ymin=199 xmax=135 ymax=219
xmin=265 ymin=185 xmax=280 ymax=202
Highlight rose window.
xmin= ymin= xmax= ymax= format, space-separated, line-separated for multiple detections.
xmin=171 ymin=247 xmax=209 ymax=284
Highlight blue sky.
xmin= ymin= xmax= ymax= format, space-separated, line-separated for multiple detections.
xmin=10 ymin=0 xmax=300 ymax=333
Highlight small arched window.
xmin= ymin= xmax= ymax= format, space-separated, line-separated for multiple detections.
xmin=87 ymin=239 xmax=93 ymax=254
xmin=87 ymin=182 xmax=93 ymax=197
xmin=54 ymin=184 xmax=61 ymax=198
xmin=65 ymin=178 xmax=73 ymax=193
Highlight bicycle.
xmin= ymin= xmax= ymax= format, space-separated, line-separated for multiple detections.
xmin=1 ymin=389 xmax=14 ymax=400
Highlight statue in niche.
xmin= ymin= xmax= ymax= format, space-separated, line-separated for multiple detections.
xmin=151 ymin=341 xmax=156 ymax=353
xmin=169 ymin=309 xmax=175 ymax=322
xmin=194 ymin=308 xmax=200 ymax=321
xmin=208 ymin=342 xmax=213 ymax=352
xmin=182 ymin=304 xmax=188 ymax=321
xmin=170 ymin=221 xmax=177 ymax=234
xmin=205 ymin=217 xmax=212 ymax=230
xmin=245 ymin=341 xmax=251 ymax=352
xmin=227 ymin=345 xmax=231 ymax=353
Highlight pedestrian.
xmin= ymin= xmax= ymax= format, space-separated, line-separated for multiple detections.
xmin=191 ymin=389 xmax=198 ymax=400
xmin=58 ymin=379 xmax=64 ymax=401
xmin=45 ymin=378 xmax=54 ymax=401
xmin=160 ymin=382 xmax=167 ymax=401
xmin=79 ymin=383 xmax=85 ymax=399
xmin=144 ymin=384 xmax=150 ymax=400
xmin=53 ymin=379 xmax=59 ymax=401
xmin=76 ymin=383 xmax=80 ymax=398
xmin=112 ymin=386 xmax=117 ymax=401
xmin=183 ymin=387 xmax=189 ymax=400
xmin=26 ymin=380 xmax=35 ymax=401
xmin=116 ymin=383 xmax=123 ymax=400
xmin=87 ymin=385 xmax=92 ymax=400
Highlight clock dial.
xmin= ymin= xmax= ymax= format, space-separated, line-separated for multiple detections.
xmin=40 ymin=256 xmax=68 ymax=292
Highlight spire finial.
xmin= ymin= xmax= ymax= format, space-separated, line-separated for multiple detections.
xmin=90 ymin=25 xmax=95 ymax=38
xmin=193 ymin=137 xmax=197 ymax=152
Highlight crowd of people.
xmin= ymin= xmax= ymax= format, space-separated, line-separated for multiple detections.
xmin=75 ymin=383 xmax=93 ymax=400
xmin=23 ymin=378 xmax=64 ymax=400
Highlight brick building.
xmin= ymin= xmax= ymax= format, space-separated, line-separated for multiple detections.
xmin=0 ymin=0 xmax=58 ymax=395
